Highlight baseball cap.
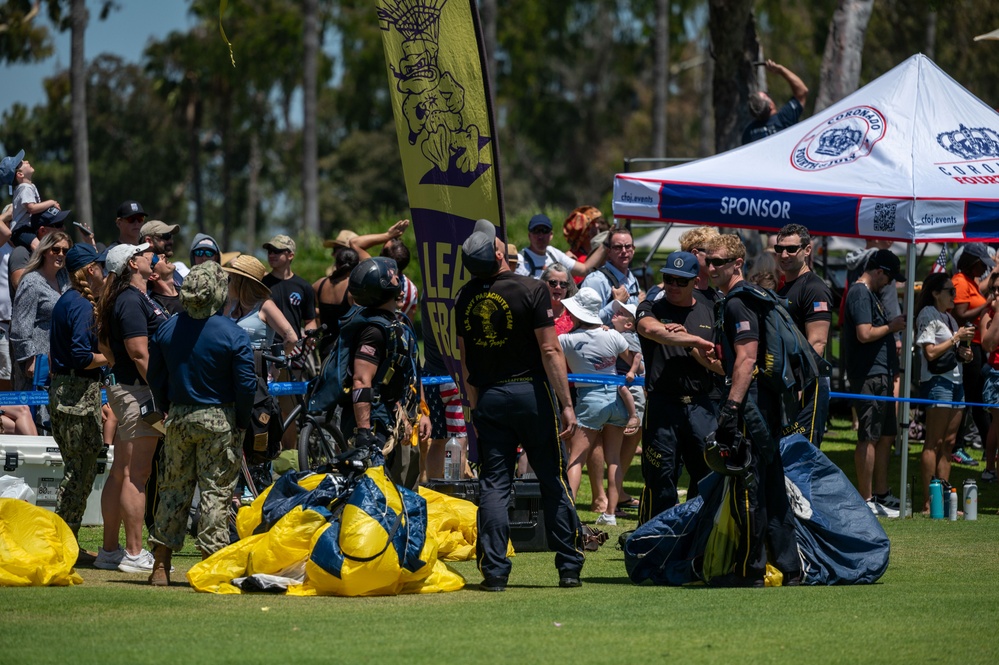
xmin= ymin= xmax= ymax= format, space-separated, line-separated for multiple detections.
xmin=263 ymin=234 xmax=296 ymax=253
xmin=0 ymin=149 xmax=25 ymax=186
xmin=866 ymin=248 xmax=906 ymax=282
xmin=660 ymin=251 xmax=699 ymax=279
xmin=962 ymin=243 xmax=995 ymax=271
xmin=139 ymin=219 xmax=180 ymax=238
xmin=105 ymin=242 xmax=152 ymax=276
xmin=65 ymin=244 xmax=99 ymax=273
xmin=528 ymin=213 xmax=553 ymax=232
xmin=116 ymin=200 xmax=147 ymax=219
xmin=562 ymin=287 xmax=604 ymax=326
xmin=181 ymin=262 xmax=228 ymax=319
xmin=30 ymin=206 xmax=72 ymax=230
xmin=461 ymin=219 xmax=499 ymax=278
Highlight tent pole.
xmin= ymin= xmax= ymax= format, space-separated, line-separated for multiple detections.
xmin=899 ymin=243 xmax=917 ymax=517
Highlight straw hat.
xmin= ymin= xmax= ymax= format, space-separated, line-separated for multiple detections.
xmin=322 ymin=229 xmax=358 ymax=249
xmin=223 ymin=254 xmax=270 ymax=291
xmin=220 ymin=251 xmax=242 ymax=268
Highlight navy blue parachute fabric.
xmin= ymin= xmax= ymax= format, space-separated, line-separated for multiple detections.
xmin=253 ymin=472 xmax=348 ymax=535
xmin=780 ymin=435 xmax=891 ymax=584
xmin=624 ymin=435 xmax=890 ymax=585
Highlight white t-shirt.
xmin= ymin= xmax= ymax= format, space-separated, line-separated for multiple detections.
xmin=915 ymin=306 xmax=962 ymax=384
xmin=0 ymin=243 xmax=11 ymax=324
xmin=11 ymin=182 xmax=40 ymax=233
xmin=559 ymin=326 xmax=628 ymax=377
xmin=515 ymin=245 xmax=577 ymax=279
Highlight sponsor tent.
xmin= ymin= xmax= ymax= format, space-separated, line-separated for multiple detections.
xmin=612 ymin=53 xmax=999 ymax=512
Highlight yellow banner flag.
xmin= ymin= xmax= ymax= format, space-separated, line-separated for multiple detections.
xmin=377 ymin=0 xmax=504 ymax=389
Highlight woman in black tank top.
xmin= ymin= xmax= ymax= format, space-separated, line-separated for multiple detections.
xmin=313 ymin=248 xmax=358 ymax=351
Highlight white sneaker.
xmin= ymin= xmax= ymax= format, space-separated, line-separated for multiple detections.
xmin=866 ymin=498 xmax=900 ymax=519
xmin=118 ymin=549 xmax=155 ymax=574
xmin=875 ymin=490 xmax=901 ymax=510
xmin=595 ymin=513 xmax=617 ymax=526
xmin=93 ymin=547 xmax=125 ymax=570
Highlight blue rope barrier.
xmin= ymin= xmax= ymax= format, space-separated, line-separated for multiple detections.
xmin=0 ymin=380 xmax=988 ymax=410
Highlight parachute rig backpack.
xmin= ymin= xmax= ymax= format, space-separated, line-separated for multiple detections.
xmin=308 ymin=305 xmax=421 ymax=422
xmin=714 ymin=281 xmax=830 ymax=421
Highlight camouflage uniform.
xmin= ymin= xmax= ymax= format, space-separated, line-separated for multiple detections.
xmin=149 ymin=404 xmax=241 ymax=554
xmin=147 ymin=262 xmax=256 ymax=557
xmin=48 ymin=374 xmax=103 ymax=531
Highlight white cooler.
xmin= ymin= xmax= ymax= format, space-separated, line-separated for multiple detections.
xmin=0 ymin=435 xmax=113 ymax=525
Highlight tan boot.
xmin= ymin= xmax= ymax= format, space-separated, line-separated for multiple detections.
xmin=148 ymin=545 xmax=172 ymax=587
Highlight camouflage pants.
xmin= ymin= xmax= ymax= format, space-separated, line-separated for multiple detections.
xmin=149 ymin=404 xmax=240 ymax=554
xmin=48 ymin=375 xmax=103 ymax=531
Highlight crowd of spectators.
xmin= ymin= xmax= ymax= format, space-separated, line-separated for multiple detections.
xmin=1 ymin=142 xmax=993 ymax=582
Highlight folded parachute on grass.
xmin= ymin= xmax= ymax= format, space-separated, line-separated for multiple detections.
xmin=624 ymin=435 xmax=891 ymax=586
xmin=0 ymin=498 xmax=83 ymax=587
xmin=189 ymin=467 xmax=487 ymax=596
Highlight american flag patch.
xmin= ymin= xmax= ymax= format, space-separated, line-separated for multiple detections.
xmin=813 ymin=301 xmax=829 ymax=312
xmin=359 ymin=344 xmax=377 ymax=356
xmin=735 ymin=321 xmax=751 ymax=333
xmin=546 ymin=308 xmax=554 ymax=318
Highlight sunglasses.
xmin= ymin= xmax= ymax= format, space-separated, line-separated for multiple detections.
xmin=151 ymin=254 xmax=160 ymax=266
xmin=193 ymin=248 xmax=217 ymax=258
xmin=48 ymin=246 xmax=68 ymax=255
xmin=531 ymin=227 xmax=553 ymax=235
xmin=705 ymin=256 xmax=737 ymax=267
xmin=609 ymin=243 xmax=634 ymax=251
xmin=547 ymin=279 xmax=569 ymax=289
xmin=155 ymin=233 xmax=173 ymax=241
xmin=692 ymin=247 xmax=707 ymax=254
xmin=267 ymin=248 xmax=290 ymax=255
xmin=774 ymin=243 xmax=807 ymax=255
xmin=662 ymin=275 xmax=691 ymax=287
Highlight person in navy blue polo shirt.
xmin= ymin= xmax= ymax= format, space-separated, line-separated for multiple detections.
xmin=48 ymin=244 xmax=108 ymax=562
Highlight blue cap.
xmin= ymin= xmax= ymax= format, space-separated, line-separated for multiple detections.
xmin=65 ymin=244 xmax=98 ymax=273
xmin=660 ymin=251 xmax=699 ymax=278
xmin=528 ymin=213 xmax=552 ymax=231
xmin=0 ymin=149 xmax=24 ymax=186
xmin=95 ymin=245 xmax=111 ymax=264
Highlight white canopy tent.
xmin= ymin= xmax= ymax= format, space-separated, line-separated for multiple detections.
xmin=613 ymin=54 xmax=999 ymax=513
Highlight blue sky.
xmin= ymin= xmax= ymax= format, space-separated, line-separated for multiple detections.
xmin=2 ymin=1 xmax=193 ymax=115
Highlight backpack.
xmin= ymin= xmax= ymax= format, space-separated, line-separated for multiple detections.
xmin=715 ymin=282 xmax=830 ymax=420
xmin=244 ymin=356 xmax=284 ymax=465
xmin=308 ymin=305 xmax=421 ymax=425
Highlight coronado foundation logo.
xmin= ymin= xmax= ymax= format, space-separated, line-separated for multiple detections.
xmin=791 ymin=106 xmax=886 ymax=172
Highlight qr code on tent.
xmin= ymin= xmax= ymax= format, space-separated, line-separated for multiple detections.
xmin=873 ymin=202 xmax=897 ymax=232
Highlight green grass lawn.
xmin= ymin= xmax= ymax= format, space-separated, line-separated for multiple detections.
xmin=3 ymin=418 xmax=998 ymax=664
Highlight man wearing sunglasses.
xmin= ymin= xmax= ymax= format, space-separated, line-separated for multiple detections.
xmin=581 ymin=227 xmax=641 ymax=325
xmin=635 ymin=251 xmax=720 ymax=524
xmin=705 ymin=233 xmax=801 ymax=587
xmin=774 ymin=224 xmax=832 ymax=446
xmin=140 ymin=220 xmax=186 ymax=286
xmin=110 ymin=200 xmax=148 ymax=248
xmin=515 ymin=213 xmax=606 ymax=280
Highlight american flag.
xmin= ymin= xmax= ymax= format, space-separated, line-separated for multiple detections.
xmin=931 ymin=245 xmax=949 ymax=274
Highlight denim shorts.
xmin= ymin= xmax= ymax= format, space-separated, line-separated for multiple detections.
xmin=919 ymin=375 xmax=965 ymax=404
xmin=982 ymin=366 xmax=999 ymax=406
xmin=575 ymin=384 xmax=629 ymax=431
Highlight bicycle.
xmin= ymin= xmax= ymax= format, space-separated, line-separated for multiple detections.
xmin=260 ymin=330 xmax=349 ymax=473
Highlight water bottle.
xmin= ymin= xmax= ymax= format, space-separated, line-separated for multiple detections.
xmin=929 ymin=479 xmax=944 ymax=519
xmin=443 ymin=436 xmax=462 ymax=481
xmin=948 ymin=488 xmax=958 ymax=521
xmin=963 ymin=479 xmax=978 ymax=521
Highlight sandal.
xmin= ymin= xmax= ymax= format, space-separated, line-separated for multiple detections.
xmin=616 ymin=498 xmax=640 ymax=511
xmin=624 ymin=416 xmax=641 ymax=436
